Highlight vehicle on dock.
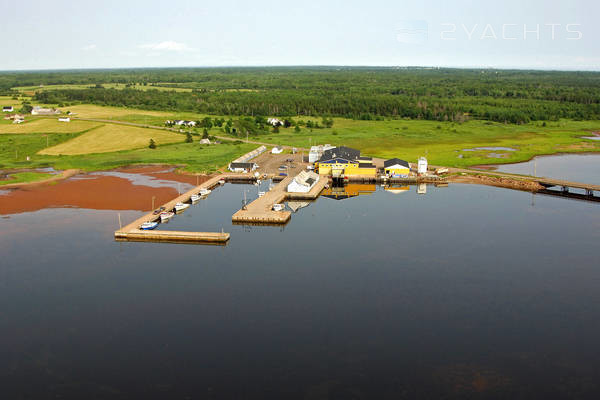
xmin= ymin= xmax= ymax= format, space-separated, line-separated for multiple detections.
xmin=160 ymin=211 xmax=175 ymax=222
xmin=258 ymin=191 xmax=266 ymax=197
xmin=272 ymin=203 xmax=285 ymax=211
xmin=174 ymin=202 xmax=190 ymax=213
xmin=140 ymin=221 xmax=159 ymax=230
xmin=199 ymin=188 xmax=211 ymax=196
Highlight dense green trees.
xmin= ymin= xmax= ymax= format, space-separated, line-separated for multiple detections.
xmin=12 ymin=67 xmax=600 ymax=124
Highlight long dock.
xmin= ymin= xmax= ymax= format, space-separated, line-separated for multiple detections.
xmin=115 ymin=175 xmax=231 ymax=244
xmin=232 ymin=174 xmax=328 ymax=225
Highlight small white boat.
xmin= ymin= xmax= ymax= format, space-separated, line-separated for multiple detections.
xmin=140 ymin=221 xmax=159 ymax=230
xmin=160 ymin=211 xmax=174 ymax=222
xmin=199 ymin=188 xmax=211 ymax=196
xmin=190 ymin=194 xmax=201 ymax=202
xmin=218 ymin=179 xmax=225 ymax=185
xmin=174 ymin=202 xmax=190 ymax=213
xmin=258 ymin=191 xmax=266 ymax=197
xmin=272 ymin=203 xmax=285 ymax=211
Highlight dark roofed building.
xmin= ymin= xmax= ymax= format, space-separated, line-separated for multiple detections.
xmin=319 ymin=146 xmax=360 ymax=162
xmin=384 ymin=158 xmax=410 ymax=169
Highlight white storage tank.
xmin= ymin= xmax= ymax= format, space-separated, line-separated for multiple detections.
xmin=418 ymin=157 xmax=428 ymax=175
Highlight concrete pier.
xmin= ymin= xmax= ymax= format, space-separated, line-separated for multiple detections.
xmin=232 ymin=174 xmax=327 ymax=225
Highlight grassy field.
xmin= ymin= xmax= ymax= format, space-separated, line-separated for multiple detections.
xmin=0 ymin=171 xmax=54 ymax=186
xmin=0 ymin=118 xmax=101 ymax=134
xmin=0 ymin=130 xmax=256 ymax=172
xmin=256 ymin=118 xmax=600 ymax=167
xmin=39 ymin=124 xmax=185 ymax=155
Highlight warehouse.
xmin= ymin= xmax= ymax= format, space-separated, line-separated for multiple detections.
xmin=287 ymin=171 xmax=320 ymax=193
xmin=229 ymin=162 xmax=258 ymax=173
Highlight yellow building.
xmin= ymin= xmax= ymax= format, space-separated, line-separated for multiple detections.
xmin=315 ymin=147 xmax=376 ymax=177
xmin=384 ymin=158 xmax=411 ymax=177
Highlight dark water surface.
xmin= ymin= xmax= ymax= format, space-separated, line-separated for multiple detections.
xmin=1 ymin=182 xmax=600 ymax=399
xmin=490 ymin=153 xmax=600 ymax=185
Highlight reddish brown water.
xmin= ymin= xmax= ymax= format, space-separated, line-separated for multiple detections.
xmin=0 ymin=166 xmax=210 ymax=215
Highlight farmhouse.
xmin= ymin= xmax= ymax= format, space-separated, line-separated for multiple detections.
xmin=267 ymin=118 xmax=283 ymax=127
xmin=384 ymin=158 xmax=411 ymax=178
xmin=229 ymin=162 xmax=258 ymax=173
xmin=271 ymin=146 xmax=283 ymax=154
xmin=3 ymin=106 xmax=13 ymax=112
xmin=287 ymin=170 xmax=320 ymax=193
xmin=31 ymin=106 xmax=60 ymax=115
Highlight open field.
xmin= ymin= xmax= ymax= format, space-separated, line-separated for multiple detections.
xmin=39 ymin=124 xmax=184 ymax=155
xmin=257 ymin=118 xmax=600 ymax=167
xmin=13 ymin=83 xmax=193 ymax=94
xmin=0 ymin=129 xmax=256 ymax=172
xmin=0 ymin=118 xmax=101 ymax=134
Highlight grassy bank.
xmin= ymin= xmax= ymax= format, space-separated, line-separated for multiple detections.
xmin=0 ymin=171 xmax=55 ymax=186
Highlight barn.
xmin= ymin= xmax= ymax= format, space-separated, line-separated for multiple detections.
xmin=384 ymin=158 xmax=411 ymax=178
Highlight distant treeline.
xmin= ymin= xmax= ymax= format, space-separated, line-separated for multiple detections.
xmin=5 ymin=67 xmax=599 ymax=123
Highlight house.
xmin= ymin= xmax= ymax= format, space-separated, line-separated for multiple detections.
xmin=418 ymin=157 xmax=428 ymax=175
xmin=58 ymin=117 xmax=70 ymax=122
xmin=271 ymin=146 xmax=283 ymax=154
xmin=2 ymin=106 xmax=13 ymax=112
xmin=199 ymin=138 xmax=211 ymax=145
xmin=31 ymin=106 xmax=60 ymax=115
xmin=287 ymin=170 xmax=320 ymax=193
xmin=267 ymin=118 xmax=283 ymax=127
xmin=384 ymin=158 xmax=411 ymax=178
xmin=229 ymin=162 xmax=258 ymax=173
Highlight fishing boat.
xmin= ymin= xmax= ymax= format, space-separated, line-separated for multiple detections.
xmin=218 ymin=179 xmax=225 ymax=185
xmin=160 ymin=211 xmax=174 ymax=222
xmin=174 ymin=202 xmax=190 ymax=213
xmin=258 ymin=191 xmax=266 ymax=197
xmin=190 ymin=194 xmax=201 ymax=202
xmin=272 ymin=203 xmax=285 ymax=211
xmin=140 ymin=221 xmax=159 ymax=230
xmin=199 ymin=188 xmax=211 ymax=196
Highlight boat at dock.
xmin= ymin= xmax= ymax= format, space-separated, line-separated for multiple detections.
xmin=272 ymin=203 xmax=285 ymax=211
xmin=190 ymin=194 xmax=201 ymax=202
xmin=199 ymin=188 xmax=211 ymax=196
xmin=218 ymin=179 xmax=225 ymax=185
xmin=174 ymin=202 xmax=190 ymax=213
xmin=258 ymin=191 xmax=266 ymax=197
xmin=140 ymin=221 xmax=159 ymax=230
xmin=160 ymin=211 xmax=174 ymax=222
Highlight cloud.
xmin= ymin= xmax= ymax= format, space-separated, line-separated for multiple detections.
xmin=82 ymin=44 xmax=97 ymax=51
xmin=139 ymin=41 xmax=195 ymax=52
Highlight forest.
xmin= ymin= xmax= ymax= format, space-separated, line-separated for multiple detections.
xmin=2 ymin=67 xmax=599 ymax=124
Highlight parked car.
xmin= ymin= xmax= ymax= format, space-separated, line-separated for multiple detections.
xmin=278 ymin=165 xmax=287 ymax=171
xmin=279 ymin=173 xmax=288 ymax=176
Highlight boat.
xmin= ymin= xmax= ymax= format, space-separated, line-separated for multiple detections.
xmin=258 ymin=191 xmax=266 ymax=197
xmin=174 ymin=202 xmax=190 ymax=213
xmin=218 ymin=179 xmax=225 ymax=185
xmin=272 ymin=203 xmax=285 ymax=211
xmin=140 ymin=221 xmax=159 ymax=230
xmin=160 ymin=211 xmax=174 ymax=222
xmin=190 ymin=194 xmax=201 ymax=202
xmin=199 ymin=188 xmax=211 ymax=196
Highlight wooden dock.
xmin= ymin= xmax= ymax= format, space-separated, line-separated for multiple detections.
xmin=115 ymin=174 xmax=232 ymax=245
xmin=232 ymin=174 xmax=328 ymax=225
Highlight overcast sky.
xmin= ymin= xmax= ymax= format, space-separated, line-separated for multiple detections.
xmin=1 ymin=0 xmax=598 ymax=71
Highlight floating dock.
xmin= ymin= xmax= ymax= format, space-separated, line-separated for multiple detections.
xmin=115 ymin=174 xmax=235 ymax=245
xmin=232 ymin=174 xmax=328 ymax=225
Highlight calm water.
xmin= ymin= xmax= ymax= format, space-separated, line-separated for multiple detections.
xmin=490 ymin=153 xmax=600 ymax=185
xmin=1 ymin=180 xmax=600 ymax=399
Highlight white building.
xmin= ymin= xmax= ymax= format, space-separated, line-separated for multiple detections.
xmin=229 ymin=162 xmax=258 ymax=173
xmin=31 ymin=106 xmax=60 ymax=115
xmin=58 ymin=117 xmax=70 ymax=122
xmin=271 ymin=146 xmax=283 ymax=154
xmin=418 ymin=157 xmax=428 ymax=175
xmin=3 ymin=106 xmax=13 ymax=112
xmin=287 ymin=170 xmax=320 ymax=193
xmin=308 ymin=144 xmax=335 ymax=163
xmin=200 ymin=138 xmax=211 ymax=145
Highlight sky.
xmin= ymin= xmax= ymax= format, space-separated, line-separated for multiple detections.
xmin=1 ymin=0 xmax=598 ymax=71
